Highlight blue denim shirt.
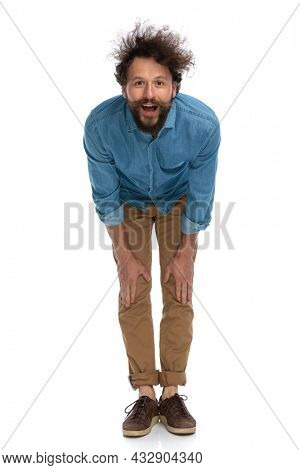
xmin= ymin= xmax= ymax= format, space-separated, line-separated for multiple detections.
xmin=83 ymin=92 xmax=221 ymax=233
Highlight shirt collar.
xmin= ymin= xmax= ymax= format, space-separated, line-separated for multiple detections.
xmin=125 ymin=96 xmax=177 ymax=132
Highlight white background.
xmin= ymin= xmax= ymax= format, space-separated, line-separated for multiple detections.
xmin=0 ymin=0 xmax=300 ymax=468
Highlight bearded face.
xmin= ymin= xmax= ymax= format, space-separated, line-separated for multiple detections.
xmin=125 ymin=96 xmax=174 ymax=136
xmin=122 ymin=57 xmax=177 ymax=136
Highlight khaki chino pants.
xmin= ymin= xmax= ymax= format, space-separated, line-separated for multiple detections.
xmin=113 ymin=195 xmax=197 ymax=390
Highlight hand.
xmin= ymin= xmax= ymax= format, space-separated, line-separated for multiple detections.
xmin=117 ymin=254 xmax=150 ymax=307
xmin=163 ymin=250 xmax=194 ymax=304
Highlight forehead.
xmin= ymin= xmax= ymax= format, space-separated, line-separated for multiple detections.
xmin=127 ymin=57 xmax=171 ymax=80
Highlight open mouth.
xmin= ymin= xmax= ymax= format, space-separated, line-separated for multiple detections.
xmin=141 ymin=104 xmax=158 ymax=114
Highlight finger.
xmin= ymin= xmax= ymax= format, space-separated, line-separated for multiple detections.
xmin=187 ymin=282 xmax=193 ymax=301
xmin=141 ymin=269 xmax=151 ymax=282
xmin=121 ymin=288 xmax=125 ymax=306
xmin=181 ymin=282 xmax=187 ymax=304
xmin=164 ymin=267 xmax=170 ymax=283
xmin=119 ymin=282 xmax=124 ymax=304
xmin=130 ymin=279 xmax=137 ymax=304
xmin=175 ymin=279 xmax=181 ymax=302
xmin=125 ymin=285 xmax=130 ymax=307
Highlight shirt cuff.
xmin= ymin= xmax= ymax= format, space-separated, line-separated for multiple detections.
xmin=96 ymin=204 xmax=124 ymax=226
xmin=181 ymin=214 xmax=210 ymax=234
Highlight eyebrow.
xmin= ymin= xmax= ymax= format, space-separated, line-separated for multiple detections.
xmin=131 ymin=75 xmax=168 ymax=81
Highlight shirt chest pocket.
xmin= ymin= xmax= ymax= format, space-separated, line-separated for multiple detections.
xmin=156 ymin=147 xmax=188 ymax=172
xmin=115 ymin=149 xmax=149 ymax=177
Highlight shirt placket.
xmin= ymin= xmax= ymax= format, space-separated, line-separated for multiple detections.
xmin=147 ymin=139 xmax=155 ymax=198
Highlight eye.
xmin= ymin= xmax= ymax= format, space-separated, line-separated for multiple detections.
xmin=134 ymin=80 xmax=143 ymax=86
xmin=156 ymin=81 xmax=164 ymax=86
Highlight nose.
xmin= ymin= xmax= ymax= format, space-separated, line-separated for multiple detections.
xmin=143 ymin=82 xmax=155 ymax=100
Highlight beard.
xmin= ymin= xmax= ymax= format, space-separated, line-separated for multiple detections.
xmin=126 ymin=97 xmax=174 ymax=137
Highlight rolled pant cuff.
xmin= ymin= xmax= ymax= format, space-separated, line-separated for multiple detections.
xmin=159 ymin=371 xmax=186 ymax=387
xmin=128 ymin=370 xmax=160 ymax=390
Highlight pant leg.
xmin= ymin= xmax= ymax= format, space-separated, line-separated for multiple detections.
xmin=114 ymin=203 xmax=159 ymax=390
xmin=155 ymin=196 xmax=197 ymax=387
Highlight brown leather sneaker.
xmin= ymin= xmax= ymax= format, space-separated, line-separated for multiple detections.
xmin=122 ymin=396 xmax=159 ymax=437
xmin=159 ymin=393 xmax=196 ymax=435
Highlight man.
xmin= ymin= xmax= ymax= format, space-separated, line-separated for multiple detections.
xmin=83 ymin=22 xmax=221 ymax=437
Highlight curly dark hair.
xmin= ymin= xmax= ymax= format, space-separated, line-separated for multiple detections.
xmin=109 ymin=20 xmax=195 ymax=94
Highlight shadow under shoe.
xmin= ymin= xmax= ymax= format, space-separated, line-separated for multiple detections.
xmin=122 ymin=396 xmax=159 ymax=437
xmin=159 ymin=393 xmax=196 ymax=435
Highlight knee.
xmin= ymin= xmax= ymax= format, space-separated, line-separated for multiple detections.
xmin=134 ymin=275 xmax=152 ymax=302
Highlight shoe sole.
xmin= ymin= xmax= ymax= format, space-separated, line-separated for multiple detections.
xmin=123 ymin=415 xmax=159 ymax=437
xmin=159 ymin=415 xmax=196 ymax=435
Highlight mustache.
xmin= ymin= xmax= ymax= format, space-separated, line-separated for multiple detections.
xmin=131 ymin=99 xmax=171 ymax=109
xmin=138 ymin=100 xmax=159 ymax=106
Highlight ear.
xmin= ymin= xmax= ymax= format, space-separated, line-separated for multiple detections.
xmin=121 ymin=85 xmax=127 ymax=99
xmin=172 ymin=81 xmax=177 ymax=98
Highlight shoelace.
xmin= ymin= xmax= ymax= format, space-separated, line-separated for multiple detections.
xmin=124 ymin=396 xmax=149 ymax=422
xmin=164 ymin=394 xmax=190 ymax=418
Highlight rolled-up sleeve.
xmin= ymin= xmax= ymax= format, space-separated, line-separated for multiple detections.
xmin=83 ymin=112 xmax=124 ymax=226
xmin=181 ymin=120 xmax=221 ymax=234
